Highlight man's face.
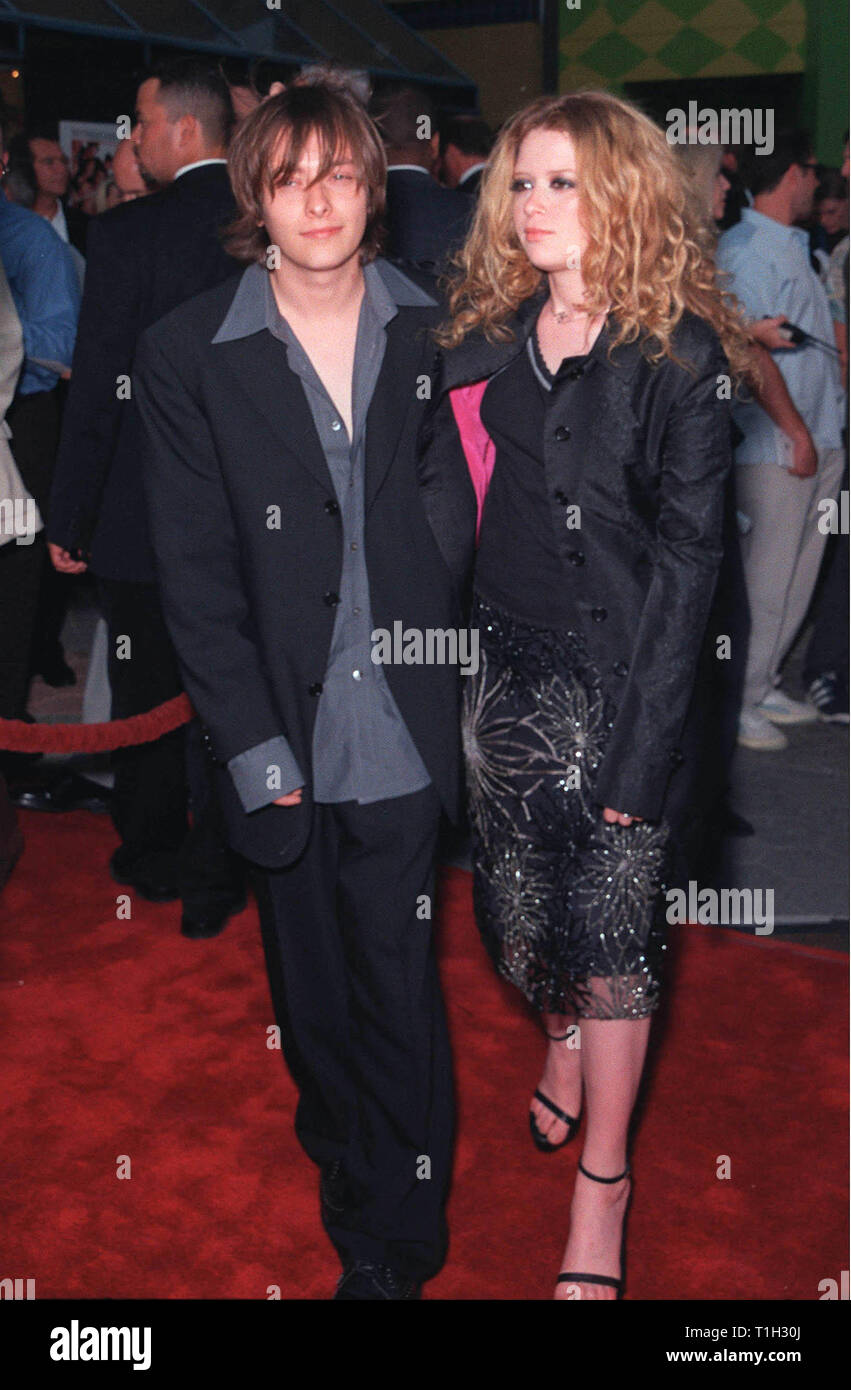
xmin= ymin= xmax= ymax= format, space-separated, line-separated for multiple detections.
xmin=818 ymin=196 xmax=848 ymax=236
xmin=791 ymin=155 xmax=819 ymax=220
xmin=132 ymin=78 xmax=184 ymax=184
xmin=112 ymin=139 xmax=149 ymax=201
xmin=441 ymin=142 xmax=465 ymax=189
xmin=712 ymin=168 xmax=731 ymax=223
xmin=29 ymin=138 xmax=69 ymax=197
xmin=259 ymin=132 xmax=368 ymax=276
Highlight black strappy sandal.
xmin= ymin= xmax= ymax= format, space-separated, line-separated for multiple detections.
xmin=529 ymin=1029 xmax=581 ymax=1153
xmin=556 ymin=1158 xmax=631 ymax=1299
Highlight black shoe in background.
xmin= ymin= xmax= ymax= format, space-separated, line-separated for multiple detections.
xmin=808 ymin=672 xmax=850 ymax=725
xmin=180 ymin=892 xmax=247 ymax=939
xmin=110 ymin=846 xmax=180 ymax=903
xmin=11 ymin=770 xmax=111 ymax=814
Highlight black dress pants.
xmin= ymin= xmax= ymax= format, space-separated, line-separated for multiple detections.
xmin=252 ymin=784 xmax=454 ymax=1283
xmin=98 ymin=577 xmax=242 ymax=911
xmin=0 ymin=387 xmax=60 ymax=724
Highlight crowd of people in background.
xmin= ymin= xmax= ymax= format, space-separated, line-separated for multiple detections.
xmin=0 ymin=58 xmax=847 ymax=888
xmin=0 ymin=53 xmax=846 ymax=1304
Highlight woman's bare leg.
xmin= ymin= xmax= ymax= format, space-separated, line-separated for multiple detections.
xmin=530 ymin=1009 xmax=583 ymax=1144
xmin=554 ymin=1012 xmax=651 ymax=1300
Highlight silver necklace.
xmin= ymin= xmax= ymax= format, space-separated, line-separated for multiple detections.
xmin=550 ymin=307 xmax=589 ymax=324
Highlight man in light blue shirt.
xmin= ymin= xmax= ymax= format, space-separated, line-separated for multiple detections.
xmin=0 ymin=177 xmax=79 ymax=395
xmin=0 ymin=117 xmax=79 ymax=733
xmin=717 ymin=130 xmax=845 ymax=746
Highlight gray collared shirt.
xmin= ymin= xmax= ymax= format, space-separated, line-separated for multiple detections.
xmin=213 ymin=258 xmax=435 ymax=809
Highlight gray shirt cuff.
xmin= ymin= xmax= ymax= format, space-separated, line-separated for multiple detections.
xmin=227 ymin=736 xmax=305 ymax=814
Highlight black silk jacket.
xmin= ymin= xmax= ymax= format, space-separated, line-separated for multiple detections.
xmin=418 ymin=288 xmax=734 ymax=830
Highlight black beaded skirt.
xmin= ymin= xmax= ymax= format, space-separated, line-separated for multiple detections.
xmin=463 ymin=593 xmax=672 ymax=1020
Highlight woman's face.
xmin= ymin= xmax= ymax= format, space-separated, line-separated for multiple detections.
xmin=712 ymin=168 xmax=730 ymax=222
xmin=511 ymin=127 xmax=588 ymax=274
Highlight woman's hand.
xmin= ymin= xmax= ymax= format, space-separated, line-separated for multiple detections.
xmin=273 ymin=788 xmax=303 ymax=806
xmin=603 ymin=806 xmax=643 ymax=827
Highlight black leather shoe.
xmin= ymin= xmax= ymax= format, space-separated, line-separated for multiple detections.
xmin=110 ymin=849 xmax=179 ymax=903
xmin=333 ymin=1262 xmax=422 ymax=1301
xmin=180 ymin=894 xmax=246 ymax=939
xmin=319 ymin=1159 xmax=348 ymax=1225
xmin=11 ymin=771 xmax=111 ymax=815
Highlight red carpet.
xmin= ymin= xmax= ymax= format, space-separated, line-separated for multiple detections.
xmin=1 ymin=809 xmax=846 ymax=1299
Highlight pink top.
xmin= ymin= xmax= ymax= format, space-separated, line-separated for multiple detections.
xmin=449 ymin=381 xmax=496 ymax=542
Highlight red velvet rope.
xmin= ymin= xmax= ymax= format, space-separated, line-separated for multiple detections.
xmin=0 ymin=694 xmax=194 ymax=752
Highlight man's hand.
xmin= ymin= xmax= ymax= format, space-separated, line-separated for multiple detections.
xmin=273 ymin=787 xmax=304 ymax=807
xmin=787 ymin=429 xmax=818 ymax=478
xmin=48 ymin=541 xmax=88 ymax=574
xmin=750 ymin=316 xmax=796 ymax=351
xmin=603 ymin=806 xmax=643 ymax=827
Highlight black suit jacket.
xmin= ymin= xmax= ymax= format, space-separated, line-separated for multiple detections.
xmin=133 ymin=264 xmax=473 ymax=869
xmin=384 ymin=168 xmax=471 ymax=273
xmin=49 ymin=163 xmax=238 ymax=582
xmin=63 ymin=204 xmax=90 ymax=258
xmin=418 ymin=289 xmax=734 ymax=832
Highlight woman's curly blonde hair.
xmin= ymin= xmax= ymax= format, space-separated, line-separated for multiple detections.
xmin=437 ymin=90 xmax=756 ymax=386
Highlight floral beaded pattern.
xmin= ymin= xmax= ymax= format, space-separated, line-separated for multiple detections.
xmin=463 ymin=594 xmax=670 ymax=1019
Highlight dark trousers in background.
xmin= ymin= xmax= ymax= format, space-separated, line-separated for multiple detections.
xmin=0 ymin=387 xmax=61 ymax=722
xmin=97 ymin=577 xmax=243 ymax=911
xmin=29 ymin=377 xmax=76 ymax=678
xmin=252 ymin=784 xmax=454 ymax=1282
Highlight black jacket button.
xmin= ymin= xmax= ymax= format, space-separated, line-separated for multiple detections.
xmin=324 ymin=499 xmax=340 ymax=515
xmin=613 ymin=660 xmax=629 ymax=677
xmin=554 ymin=425 xmax=571 ymax=442
xmin=591 ymin=607 xmax=607 ymax=622
xmin=554 ymin=489 xmax=568 ymax=505
xmin=669 ymin=748 xmax=684 ymax=766
xmin=566 ymin=550 xmax=585 ymax=566
xmin=566 ymin=366 xmax=583 ymax=380
xmin=309 ymin=682 xmax=323 ymax=696
xmin=324 ymin=591 xmax=340 ymax=606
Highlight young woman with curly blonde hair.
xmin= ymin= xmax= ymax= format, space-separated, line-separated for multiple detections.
xmin=420 ymin=90 xmax=754 ymax=1300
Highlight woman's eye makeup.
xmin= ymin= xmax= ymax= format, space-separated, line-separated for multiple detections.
xmin=510 ymin=175 xmax=577 ymax=191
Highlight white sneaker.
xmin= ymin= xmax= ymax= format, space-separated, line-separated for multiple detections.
xmin=738 ymin=709 xmax=789 ymax=750
xmin=756 ymin=689 xmax=819 ymax=725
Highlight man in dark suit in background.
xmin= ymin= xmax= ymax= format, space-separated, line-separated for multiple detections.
xmin=48 ymin=56 xmax=245 ymax=935
xmin=438 ymin=114 xmax=493 ymax=199
xmin=369 ymin=85 xmax=470 ymax=272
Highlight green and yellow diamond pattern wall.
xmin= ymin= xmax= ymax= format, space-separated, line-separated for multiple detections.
xmin=558 ymin=0 xmax=806 ymax=88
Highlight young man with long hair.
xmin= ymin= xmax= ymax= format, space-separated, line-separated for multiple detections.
xmin=135 ymin=80 xmax=474 ymax=1300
